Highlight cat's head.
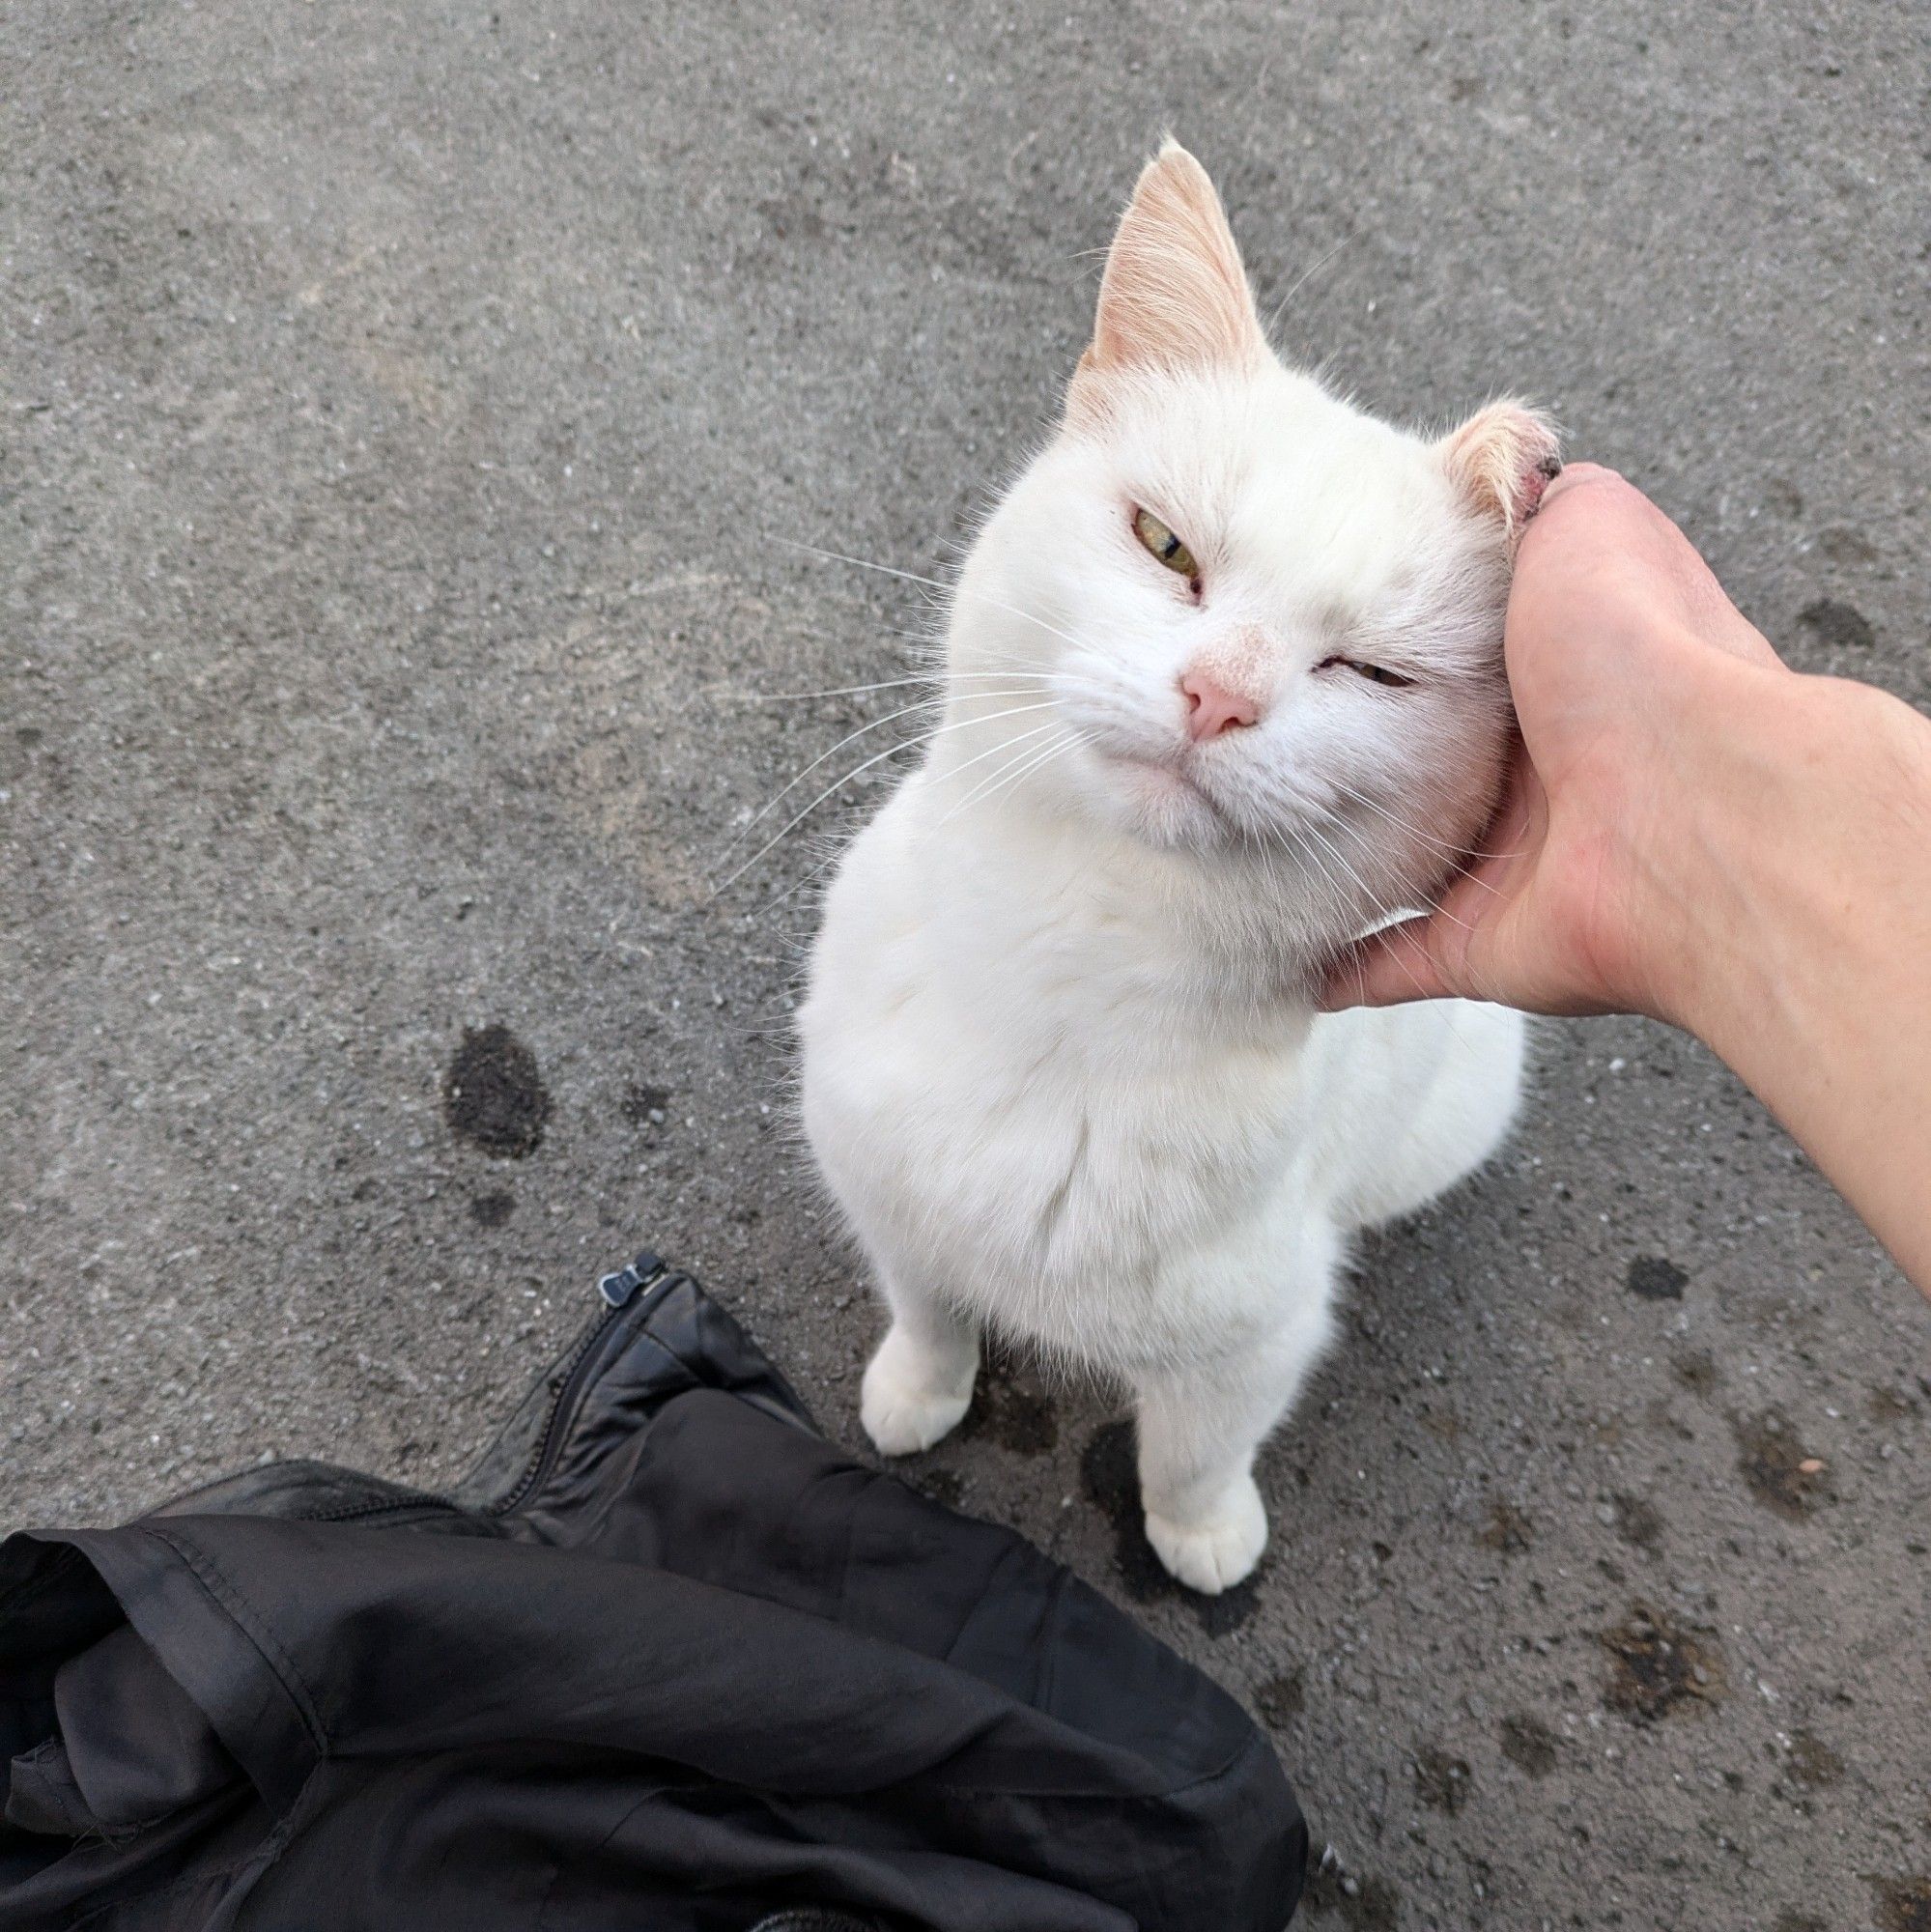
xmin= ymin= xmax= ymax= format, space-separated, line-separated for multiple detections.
xmin=944 ymin=142 xmax=1556 ymax=947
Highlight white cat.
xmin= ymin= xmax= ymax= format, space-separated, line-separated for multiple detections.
xmin=798 ymin=143 xmax=1553 ymax=1594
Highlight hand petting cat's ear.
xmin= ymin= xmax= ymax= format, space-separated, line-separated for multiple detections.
xmin=1436 ymin=400 xmax=1563 ymax=539
xmin=1071 ymin=140 xmax=1267 ymax=412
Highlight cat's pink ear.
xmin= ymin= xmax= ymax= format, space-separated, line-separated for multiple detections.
xmin=1436 ymin=401 xmax=1563 ymax=539
xmin=1078 ymin=141 xmax=1266 ymax=385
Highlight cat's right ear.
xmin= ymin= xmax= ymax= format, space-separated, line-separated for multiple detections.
xmin=1069 ymin=141 xmax=1267 ymax=420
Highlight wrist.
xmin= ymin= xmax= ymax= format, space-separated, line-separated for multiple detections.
xmin=1652 ymin=668 xmax=1931 ymax=1289
xmin=1630 ymin=652 xmax=1828 ymax=1045
xmin=1610 ymin=650 xmax=1761 ymax=1037
xmin=1655 ymin=664 xmax=1931 ymax=1065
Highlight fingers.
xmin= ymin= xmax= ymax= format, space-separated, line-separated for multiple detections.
xmin=1531 ymin=459 xmax=1618 ymax=513
xmin=1514 ymin=462 xmax=1780 ymax=671
xmin=1322 ymin=752 xmax=1534 ymax=1011
xmin=1320 ymin=916 xmax=1458 ymax=1011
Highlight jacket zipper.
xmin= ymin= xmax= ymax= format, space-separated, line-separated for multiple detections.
xmin=485 ymin=1252 xmax=668 ymax=1518
xmin=280 ymin=1255 xmax=669 ymax=1526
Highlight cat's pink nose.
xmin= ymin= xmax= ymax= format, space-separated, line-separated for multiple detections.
xmin=1180 ymin=670 xmax=1262 ymax=742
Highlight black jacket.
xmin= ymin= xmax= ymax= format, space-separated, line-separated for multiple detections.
xmin=2 ymin=1253 xmax=1307 ymax=1929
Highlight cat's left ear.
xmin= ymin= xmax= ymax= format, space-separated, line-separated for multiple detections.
xmin=1071 ymin=141 xmax=1266 ymax=410
xmin=1436 ymin=400 xmax=1563 ymax=541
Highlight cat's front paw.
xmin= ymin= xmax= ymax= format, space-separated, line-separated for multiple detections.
xmin=1145 ymin=1477 xmax=1267 ymax=1595
xmin=861 ymin=1325 xmax=976 ymax=1456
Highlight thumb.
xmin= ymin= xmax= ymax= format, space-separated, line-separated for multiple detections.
xmin=1320 ymin=915 xmax=1461 ymax=1010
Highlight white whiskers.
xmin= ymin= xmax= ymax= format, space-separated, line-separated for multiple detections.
xmin=712 ymin=708 xmax=1037 ymax=898
xmin=722 ymin=692 xmax=1059 ymax=864
xmin=931 ymin=725 xmax=1089 ymax=834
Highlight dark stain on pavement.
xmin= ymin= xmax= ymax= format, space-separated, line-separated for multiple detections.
xmin=1866 ymin=1383 xmax=1917 ymax=1423
xmin=1627 ymin=1254 xmax=1688 ymax=1300
xmin=1611 ymin=1492 xmax=1665 ymax=1554
xmin=958 ymin=1348 xmax=1058 ymax=1455
xmin=1672 ymin=1349 xmax=1720 ymax=1398
xmin=1500 ymin=1714 xmax=1559 ymax=1776
xmin=1413 ymin=1744 xmax=1472 ymax=1813
xmin=621 ymin=1082 xmax=671 ymax=1126
xmin=1800 ymin=597 xmax=1875 ymax=650
xmin=1256 ymin=1668 xmax=1305 ymax=1729
xmin=1869 ymin=1877 xmax=1931 ymax=1932
xmin=469 ymin=1189 xmax=515 ymax=1227
xmin=444 ymin=1025 xmax=552 ymax=1158
xmin=1601 ymin=1603 xmax=1727 ymax=1721
xmin=1783 ymin=1729 xmax=1845 ymax=1790
xmin=1733 ymin=1409 xmax=1832 ymax=1519
xmin=1478 ymin=1500 xmax=1534 ymax=1554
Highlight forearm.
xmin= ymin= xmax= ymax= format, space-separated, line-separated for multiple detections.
xmin=1658 ymin=664 xmax=1931 ymax=1292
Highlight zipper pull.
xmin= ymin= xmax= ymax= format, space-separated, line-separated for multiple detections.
xmin=597 ymin=1251 xmax=666 ymax=1309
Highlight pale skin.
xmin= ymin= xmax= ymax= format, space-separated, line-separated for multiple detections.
xmin=1326 ymin=463 xmax=1931 ymax=1296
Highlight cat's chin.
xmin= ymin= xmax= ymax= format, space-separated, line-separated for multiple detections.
xmin=1089 ymin=752 xmax=1236 ymax=852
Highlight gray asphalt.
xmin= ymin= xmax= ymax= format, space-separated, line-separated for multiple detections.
xmin=6 ymin=4 xmax=1929 ymax=1927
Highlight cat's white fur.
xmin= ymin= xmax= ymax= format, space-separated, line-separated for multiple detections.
xmin=799 ymin=144 xmax=1553 ymax=1593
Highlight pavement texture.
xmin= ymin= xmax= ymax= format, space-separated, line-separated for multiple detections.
xmin=6 ymin=4 xmax=1930 ymax=1927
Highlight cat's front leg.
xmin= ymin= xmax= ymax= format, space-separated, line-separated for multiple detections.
xmin=1131 ymin=1247 xmax=1338 ymax=1594
xmin=860 ymin=1268 xmax=980 ymax=1457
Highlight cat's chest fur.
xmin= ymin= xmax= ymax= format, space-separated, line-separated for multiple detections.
xmin=799 ymin=774 xmax=1393 ymax=1368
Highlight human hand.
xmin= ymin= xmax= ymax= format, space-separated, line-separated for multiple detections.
xmin=1325 ymin=464 xmax=1785 ymax=1026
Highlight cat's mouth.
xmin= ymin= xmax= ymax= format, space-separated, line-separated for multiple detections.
xmin=1093 ymin=746 xmax=1242 ymax=842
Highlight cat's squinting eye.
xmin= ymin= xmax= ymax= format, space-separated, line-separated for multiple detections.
xmin=1317 ymin=654 xmax=1414 ymax=690
xmin=1132 ymin=507 xmax=1199 ymax=586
